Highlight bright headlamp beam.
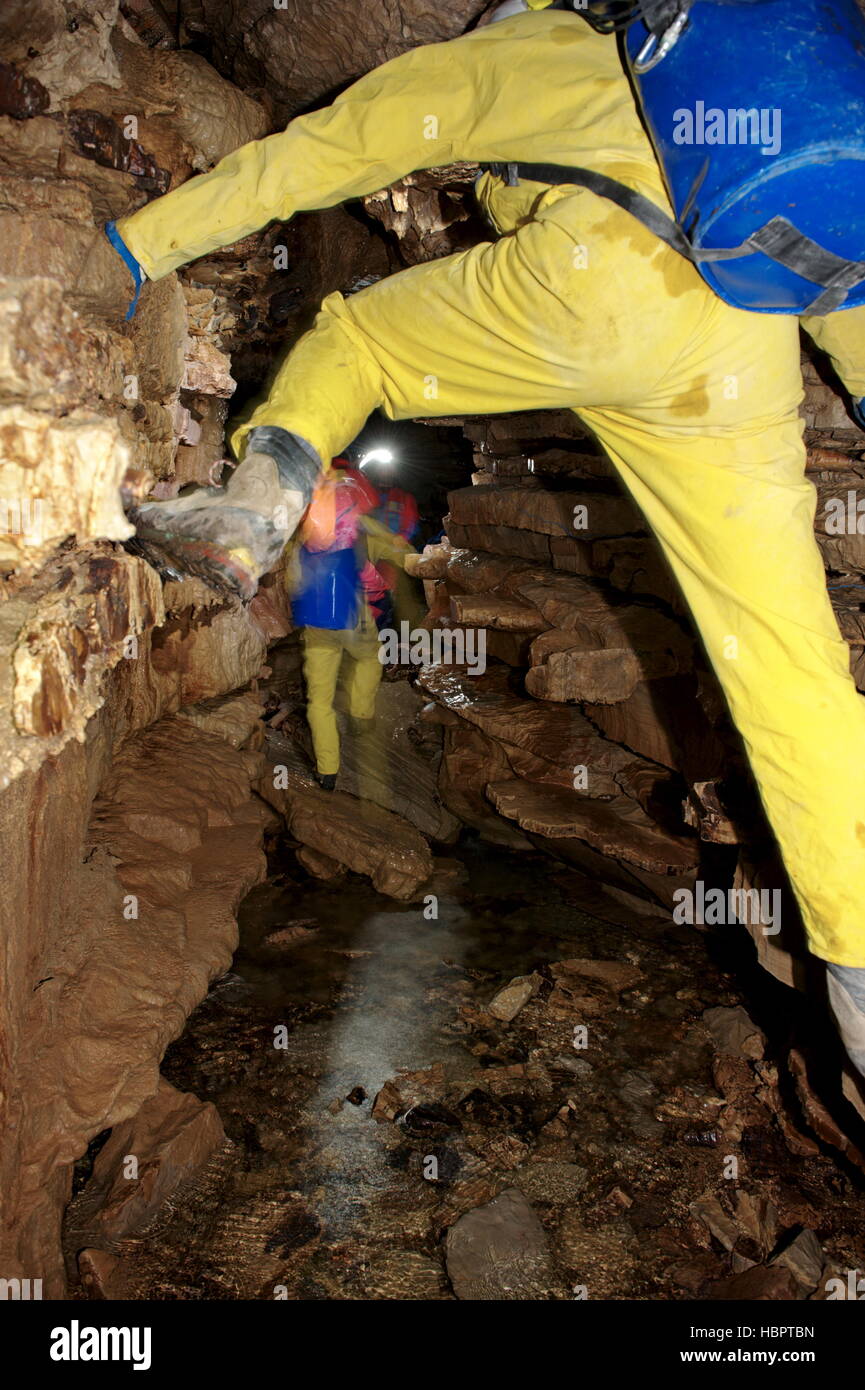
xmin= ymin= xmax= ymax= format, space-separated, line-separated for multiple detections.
xmin=359 ymin=448 xmax=395 ymax=469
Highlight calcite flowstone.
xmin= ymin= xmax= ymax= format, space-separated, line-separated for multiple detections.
xmin=0 ymin=548 xmax=163 ymax=784
xmin=78 ymin=33 xmax=269 ymax=171
xmin=149 ymin=576 xmax=268 ymax=708
xmin=0 ymin=274 xmax=130 ymax=412
xmin=1 ymin=557 xmax=267 ymax=787
xmin=0 ymin=405 xmax=135 ymax=567
xmin=177 ymin=689 xmax=264 ymax=751
xmin=0 ymin=1 xmax=123 ymax=109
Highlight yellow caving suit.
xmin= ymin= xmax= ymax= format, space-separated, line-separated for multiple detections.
xmin=117 ymin=8 xmax=865 ymax=965
xmin=292 ymin=519 xmax=412 ymax=776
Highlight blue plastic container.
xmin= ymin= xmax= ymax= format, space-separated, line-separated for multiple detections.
xmin=292 ymin=545 xmax=360 ymax=630
xmin=625 ymin=0 xmax=865 ymax=312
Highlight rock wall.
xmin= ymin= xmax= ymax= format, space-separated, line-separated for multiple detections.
xmin=0 ymin=4 xmax=275 ymax=1293
xmin=0 ymin=0 xmax=488 ymax=1289
xmin=190 ymin=0 xmax=491 ymax=122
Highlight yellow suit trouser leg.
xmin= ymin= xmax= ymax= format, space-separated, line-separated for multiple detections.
xmin=343 ymin=620 xmax=384 ymax=720
xmin=580 ymin=410 xmax=865 ymax=966
xmin=240 ymin=190 xmax=865 ymax=964
xmin=301 ymin=627 xmax=344 ymax=776
xmin=302 ymin=618 xmax=384 ymax=773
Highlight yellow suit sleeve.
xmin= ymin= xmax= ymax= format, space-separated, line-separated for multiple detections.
xmin=801 ymin=307 xmax=865 ymax=401
xmin=115 ymin=11 xmax=656 ymax=283
xmin=361 ymin=515 xmax=414 ymax=569
xmin=116 ymin=34 xmax=489 ymax=281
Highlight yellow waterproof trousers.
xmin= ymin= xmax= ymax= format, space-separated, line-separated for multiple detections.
xmin=245 ymin=190 xmax=865 ymax=965
xmin=302 ymin=617 xmax=383 ymax=776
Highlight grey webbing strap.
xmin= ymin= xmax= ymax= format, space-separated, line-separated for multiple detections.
xmin=747 ymin=219 xmax=865 ymax=314
xmin=505 ymin=162 xmax=745 ymax=261
xmin=495 ymin=162 xmax=865 ymax=312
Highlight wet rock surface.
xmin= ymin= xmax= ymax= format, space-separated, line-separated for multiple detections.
xmin=67 ymin=841 xmax=865 ymax=1301
xmin=446 ymin=1188 xmax=553 ymax=1300
xmin=257 ymin=739 xmax=434 ymax=901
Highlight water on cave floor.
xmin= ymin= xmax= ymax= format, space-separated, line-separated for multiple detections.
xmin=84 ymin=839 xmax=865 ymax=1301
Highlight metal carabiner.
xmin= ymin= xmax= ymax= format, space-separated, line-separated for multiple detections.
xmin=633 ymin=6 xmax=690 ymax=73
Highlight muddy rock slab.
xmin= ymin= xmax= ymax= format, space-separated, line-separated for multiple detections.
xmin=488 ymin=974 xmax=539 ymax=1023
xmin=488 ymin=780 xmax=700 ymax=876
xmin=450 ymin=592 xmax=548 ymax=633
xmin=527 ymin=632 xmax=641 ymax=704
xmin=703 ymin=1005 xmax=766 ymax=1060
xmin=438 ymin=722 xmax=533 ymax=849
xmin=770 ymin=1228 xmax=825 ymax=1295
xmin=259 ymin=741 xmax=433 ymax=900
xmin=418 ymin=664 xmax=641 ymax=794
xmin=333 ymin=681 xmax=460 ymax=843
xmin=445 ymin=1188 xmax=553 ymax=1300
xmin=72 ymin=1079 xmax=225 ymax=1244
xmin=295 ymin=845 xmax=346 ymax=881
xmin=708 ymin=1264 xmax=800 ymax=1300
xmin=448 ymin=484 xmax=644 ymax=541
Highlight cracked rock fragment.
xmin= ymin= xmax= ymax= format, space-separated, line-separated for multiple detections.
xmin=445 ymin=1188 xmax=553 ymax=1300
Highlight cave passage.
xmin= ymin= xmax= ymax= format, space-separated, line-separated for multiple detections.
xmin=4 ymin=0 xmax=865 ymax=1333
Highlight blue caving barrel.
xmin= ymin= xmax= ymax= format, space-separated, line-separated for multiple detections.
xmin=624 ymin=0 xmax=865 ymax=312
xmin=292 ymin=545 xmax=360 ymax=630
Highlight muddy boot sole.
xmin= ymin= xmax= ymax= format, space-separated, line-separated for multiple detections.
xmin=126 ymin=526 xmax=259 ymax=601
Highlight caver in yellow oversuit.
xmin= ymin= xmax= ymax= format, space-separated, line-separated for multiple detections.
xmin=112 ymin=7 xmax=865 ymax=974
xmin=291 ymin=517 xmax=411 ymax=784
xmin=301 ymin=618 xmax=382 ymax=784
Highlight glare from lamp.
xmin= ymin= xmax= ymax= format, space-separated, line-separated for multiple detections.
xmin=359 ymin=448 xmax=395 ymax=469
